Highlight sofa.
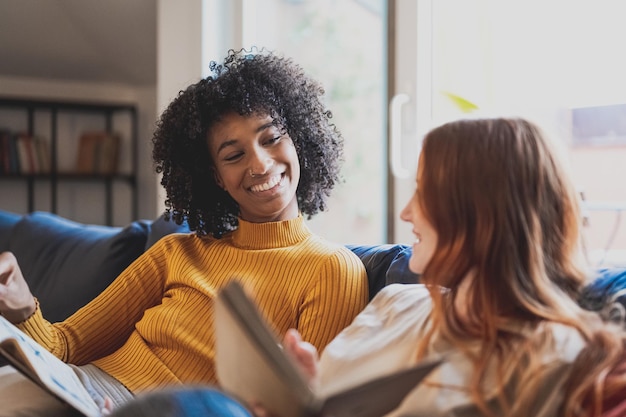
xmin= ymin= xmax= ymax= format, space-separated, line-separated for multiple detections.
xmin=0 ymin=209 xmax=624 ymax=323
xmin=0 ymin=209 xmax=420 ymax=322
xmin=2 ymin=209 xmax=625 ymax=415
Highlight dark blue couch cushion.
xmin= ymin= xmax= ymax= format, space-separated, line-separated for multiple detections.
xmin=0 ymin=209 xmax=21 ymax=251
xmin=579 ymin=268 xmax=626 ymax=314
xmin=346 ymin=244 xmax=420 ymax=300
xmin=5 ymin=209 xmax=624 ymax=324
xmin=8 ymin=212 xmax=151 ymax=322
xmin=145 ymin=214 xmax=191 ymax=250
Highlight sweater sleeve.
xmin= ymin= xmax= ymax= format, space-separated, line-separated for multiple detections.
xmin=296 ymin=247 xmax=368 ymax=353
xmin=17 ymin=236 xmax=175 ymax=365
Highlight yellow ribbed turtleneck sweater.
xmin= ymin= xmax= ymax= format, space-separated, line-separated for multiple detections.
xmin=18 ymin=215 xmax=368 ymax=393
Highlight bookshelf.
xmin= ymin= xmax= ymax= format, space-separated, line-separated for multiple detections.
xmin=0 ymin=97 xmax=138 ymax=225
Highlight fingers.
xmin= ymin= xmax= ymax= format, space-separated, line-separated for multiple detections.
xmin=0 ymin=252 xmax=36 ymax=323
xmin=282 ymin=328 xmax=303 ymax=351
xmin=100 ymin=397 xmax=114 ymax=415
xmin=284 ymin=329 xmax=318 ymax=360
xmin=0 ymin=252 xmax=17 ymax=298
xmin=249 ymin=402 xmax=272 ymax=417
xmin=282 ymin=329 xmax=320 ymax=384
xmin=0 ymin=252 xmax=18 ymax=285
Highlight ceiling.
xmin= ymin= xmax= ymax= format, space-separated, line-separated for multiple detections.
xmin=0 ymin=0 xmax=157 ymax=86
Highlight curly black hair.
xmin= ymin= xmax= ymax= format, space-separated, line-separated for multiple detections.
xmin=152 ymin=48 xmax=345 ymax=237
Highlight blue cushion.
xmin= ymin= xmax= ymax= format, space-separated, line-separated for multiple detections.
xmin=347 ymin=244 xmax=419 ymax=300
xmin=0 ymin=209 xmax=21 ymax=252
xmin=145 ymin=214 xmax=190 ymax=250
xmin=579 ymin=268 xmax=626 ymax=312
xmin=8 ymin=212 xmax=150 ymax=322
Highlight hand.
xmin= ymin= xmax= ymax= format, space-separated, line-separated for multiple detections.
xmin=0 ymin=252 xmax=36 ymax=323
xmin=282 ymin=329 xmax=320 ymax=387
xmin=247 ymin=330 xmax=321 ymax=417
xmin=248 ymin=402 xmax=275 ymax=417
xmin=100 ymin=397 xmax=114 ymax=415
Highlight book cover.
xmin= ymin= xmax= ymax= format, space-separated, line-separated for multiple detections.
xmin=16 ymin=134 xmax=36 ymax=174
xmin=76 ymin=132 xmax=121 ymax=175
xmin=20 ymin=134 xmax=39 ymax=174
xmin=76 ymin=132 xmax=100 ymax=174
xmin=0 ymin=315 xmax=101 ymax=417
xmin=215 ymin=281 xmax=442 ymax=417
xmin=34 ymin=136 xmax=51 ymax=174
xmin=0 ymin=130 xmax=9 ymax=174
xmin=97 ymin=133 xmax=120 ymax=175
xmin=8 ymin=133 xmax=21 ymax=174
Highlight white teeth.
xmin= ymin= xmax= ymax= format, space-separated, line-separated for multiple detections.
xmin=250 ymin=175 xmax=281 ymax=192
xmin=415 ymin=234 xmax=421 ymax=244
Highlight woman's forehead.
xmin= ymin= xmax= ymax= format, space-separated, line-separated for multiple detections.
xmin=208 ymin=113 xmax=277 ymax=147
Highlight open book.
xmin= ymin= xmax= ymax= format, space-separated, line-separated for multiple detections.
xmin=0 ymin=315 xmax=101 ymax=417
xmin=215 ymin=281 xmax=442 ymax=417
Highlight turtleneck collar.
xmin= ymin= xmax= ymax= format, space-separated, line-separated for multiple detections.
xmin=230 ymin=215 xmax=312 ymax=250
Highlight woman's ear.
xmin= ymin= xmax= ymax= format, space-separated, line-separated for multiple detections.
xmin=212 ymin=168 xmax=225 ymax=190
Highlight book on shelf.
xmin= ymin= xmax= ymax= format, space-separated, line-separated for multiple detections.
xmin=96 ymin=133 xmax=120 ymax=175
xmin=8 ymin=133 xmax=21 ymax=174
xmin=16 ymin=134 xmax=38 ymax=175
xmin=0 ymin=130 xmax=10 ymax=174
xmin=0 ymin=131 xmax=51 ymax=175
xmin=0 ymin=315 xmax=101 ymax=417
xmin=34 ymin=136 xmax=51 ymax=174
xmin=76 ymin=131 xmax=120 ymax=175
xmin=215 ymin=281 xmax=443 ymax=417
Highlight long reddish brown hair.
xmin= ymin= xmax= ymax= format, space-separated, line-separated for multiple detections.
xmin=414 ymin=117 xmax=626 ymax=416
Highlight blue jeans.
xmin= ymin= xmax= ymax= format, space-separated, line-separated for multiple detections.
xmin=111 ymin=386 xmax=252 ymax=417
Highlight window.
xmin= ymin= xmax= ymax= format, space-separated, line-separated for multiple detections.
xmin=243 ymin=0 xmax=388 ymax=244
xmin=426 ymin=0 xmax=626 ymax=266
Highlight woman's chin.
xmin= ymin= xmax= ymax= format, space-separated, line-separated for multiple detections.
xmin=408 ymin=260 xmax=423 ymax=275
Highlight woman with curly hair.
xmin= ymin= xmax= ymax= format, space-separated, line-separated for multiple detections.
xmin=257 ymin=117 xmax=626 ymax=417
xmin=0 ymin=49 xmax=368 ymax=416
xmin=153 ymin=49 xmax=346 ymax=237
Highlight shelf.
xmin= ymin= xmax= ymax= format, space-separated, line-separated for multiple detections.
xmin=0 ymin=96 xmax=138 ymax=225
xmin=0 ymin=173 xmax=135 ymax=182
xmin=0 ymin=97 xmax=136 ymax=113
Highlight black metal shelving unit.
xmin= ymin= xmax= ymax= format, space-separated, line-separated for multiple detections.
xmin=0 ymin=97 xmax=138 ymax=225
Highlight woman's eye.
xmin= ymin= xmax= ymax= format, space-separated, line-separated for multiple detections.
xmin=265 ymin=136 xmax=282 ymax=145
xmin=224 ymin=152 xmax=243 ymax=162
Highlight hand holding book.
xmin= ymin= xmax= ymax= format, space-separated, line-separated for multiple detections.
xmin=215 ymin=281 xmax=442 ymax=417
xmin=281 ymin=329 xmax=321 ymax=387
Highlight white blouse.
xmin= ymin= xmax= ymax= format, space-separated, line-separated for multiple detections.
xmin=318 ymin=284 xmax=586 ymax=417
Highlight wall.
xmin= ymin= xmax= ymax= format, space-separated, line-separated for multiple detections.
xmin=0 ymin=0 xmax=242 ymax=226
xmin=155 ymin=0 xmax=203 ymax=216
xmin=154 ymin=0 xmax=242 ymax=215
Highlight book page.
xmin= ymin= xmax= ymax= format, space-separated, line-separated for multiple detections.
xmin=215 ymin=283 xmax=318 ymax=417
xmin=0 ymin=315 xmax=101 ymax=417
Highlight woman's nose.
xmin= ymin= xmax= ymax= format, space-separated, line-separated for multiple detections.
xmin=249 ymin=149 xmax=273 ymax=176
xmin=399 ymin=201 xmax=411 ymax=223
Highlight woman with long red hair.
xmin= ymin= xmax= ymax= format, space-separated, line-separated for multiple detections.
xmin=275 ymin=117 xmax=626 ymax=417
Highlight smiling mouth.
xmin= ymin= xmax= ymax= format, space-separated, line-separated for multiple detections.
xmin=249 ymin=174 xmax=283 ymax=193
